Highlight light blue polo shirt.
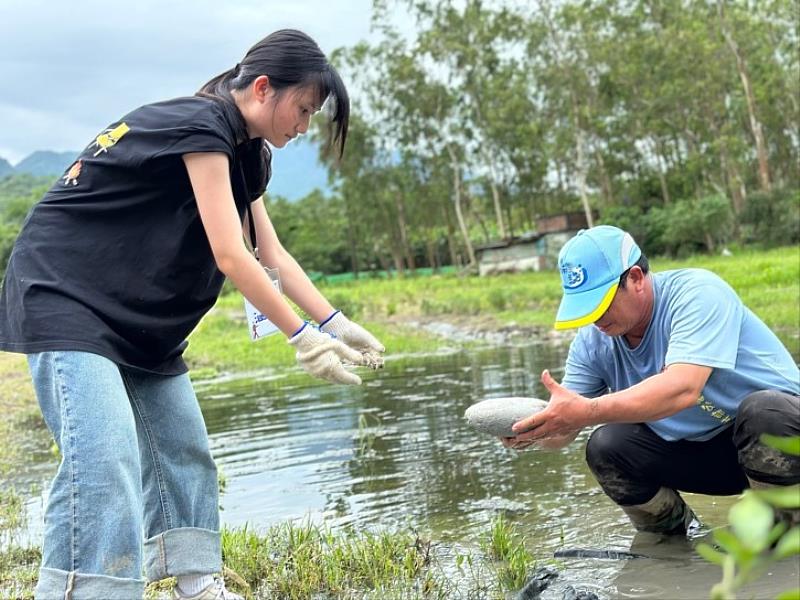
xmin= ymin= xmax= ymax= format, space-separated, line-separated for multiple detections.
xmin=562 ymin=268 xmax=800 ymax=441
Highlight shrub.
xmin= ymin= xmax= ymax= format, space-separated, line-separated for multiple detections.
xmin=662 ymin=194 xmax=734 ymax=256
xmin=600 ymin=204 xmax=670 ymax=256
xmin=487 ymin=288 xmax=508 ymax=311
xmin=324 ymin=292 xmax=362 ymax=320
xmin=0 ymin=223 xmax=20 ymax=280
xmin=599 ymin=205 xmax=651 ymax=246
xmin=739 ymin=187 xmax=800 ymax=248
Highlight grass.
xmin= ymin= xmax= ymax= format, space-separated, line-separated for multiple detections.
xmin=218 ymin=522 xmax=435 ymax=599
xmin=183 ymin=246 xmax=799 ymax=378
xmin=0 ymin=545 xmax=38 ymax=600
xmin=0 ymin=245 xmax=797 ymax=597
xmin=1 ymin=511 xmax=536 ymax=599
xmin=0 ymin=488 xmax=38 ymax=600
xmin=330 ymin=246 xmax=799 ymax=353
xmin=355 ymin=412 xmax=383 ymax=457
xmin=210 ymin=516 xmax=541 ymax=599
xmin=480 ymin=514 xmax=537 ymax=591
xmin=184 ymin=295 xmax=445 ymax=380
xmin=0 ymin=354 xmax=44 ymax=480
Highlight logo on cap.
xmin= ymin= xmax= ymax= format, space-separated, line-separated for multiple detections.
xmin=560 ymin=263 xmax=587 ymax=289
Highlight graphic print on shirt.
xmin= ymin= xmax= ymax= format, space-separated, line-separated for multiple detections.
xmin=89 ymin=123 xmax=130 ymax=157
xmin=62 ymin=160 xmax=83 ymax=186
xmin=697 ymin=395 xmax=733 ymax=425
xmin=664 ymin=363 xmax=733 ymax=426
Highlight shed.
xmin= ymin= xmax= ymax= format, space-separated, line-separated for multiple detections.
xmin=474 ymin=212 xmax=593 ymax=276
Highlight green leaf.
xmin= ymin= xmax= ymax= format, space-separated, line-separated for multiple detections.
xmin=714 ymin=528 xmax=748 ymax=557
xmin=773 ymin=526 xmax=800 ymax=560
xmin=760 ymin=434 xmax=800 ymax=456
xmin=729 ymin=493 xmax=774 ymax=552
xmin=755 ymin=484 xmax=800 ymax=509
xmin=775 ymin=588 xmax=800 ymax=600
xmin=696 ymin=542 xmax=727 ymax=566
xmin=767 ymin=521 xmax=789 ymax=546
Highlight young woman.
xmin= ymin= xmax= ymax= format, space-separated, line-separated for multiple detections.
xmin=0 ymin=29 xmax=383 ymax=600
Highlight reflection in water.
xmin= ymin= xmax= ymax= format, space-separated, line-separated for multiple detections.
xmin=198 ymin=342 xmax=798 ymax=597
xmin=202 ymin=342 xmax=583 ymax=541
xmin=14 ymin=340 xmax=800 ymax=597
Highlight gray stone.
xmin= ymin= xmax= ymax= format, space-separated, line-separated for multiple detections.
xmin=464 ymin=397 xmax=548 ymax=437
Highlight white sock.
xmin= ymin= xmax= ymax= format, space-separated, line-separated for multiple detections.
xmin=177 ymin=574 xmax=215 ymax=596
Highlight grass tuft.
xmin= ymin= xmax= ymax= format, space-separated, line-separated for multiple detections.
xmin=481 ymin=514 xmax=536 ymax=591
xmin=220 ymin=521 xmax=434 ymax=599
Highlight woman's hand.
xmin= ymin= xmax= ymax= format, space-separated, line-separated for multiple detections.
xmin=289 ymin=323 xmax=367 ymax=385
xmin=319 ymin=311 xmax=385 ymax=369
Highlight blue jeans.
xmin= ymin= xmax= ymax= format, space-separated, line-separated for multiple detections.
xmin=28 ymin=351 xmax=221 ymax=599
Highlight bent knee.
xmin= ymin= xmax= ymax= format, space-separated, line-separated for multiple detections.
xmin=586 ymin=423 xmax=647 ymax=466
xmin=735 ymin=390 xmax=800 ymax=442
xmin=734 ymin=390 xmax=800 ymax=484
xmin=586 ymin=424 xmax=618 ymax=466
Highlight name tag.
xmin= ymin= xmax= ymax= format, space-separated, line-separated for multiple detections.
xmin=244 ymin=267 xmax=281 ymax=341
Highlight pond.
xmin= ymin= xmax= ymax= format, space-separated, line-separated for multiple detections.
xmin=13 ymin=339 xmax=800 ymax=598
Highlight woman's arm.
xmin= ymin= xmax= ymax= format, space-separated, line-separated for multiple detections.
xmin=183 ymin=152 xmax=304 ymax=336
xmin=246 ymin=196 xmax=335 ymax=322
xmin=184 ymin=152 xmax=371 ymax=385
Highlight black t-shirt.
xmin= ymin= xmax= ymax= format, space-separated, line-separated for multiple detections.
xmin=0 ymin=96 xmax=268 ymax=374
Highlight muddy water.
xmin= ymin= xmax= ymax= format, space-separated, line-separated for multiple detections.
xmin=14 ymin=340 xmax=800 ymax=597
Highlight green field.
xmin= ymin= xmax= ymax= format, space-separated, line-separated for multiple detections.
xmin=185 ymin=245 xmax=800 ymax=377
xmin=1 ymin=245 xmax=798 ymax=598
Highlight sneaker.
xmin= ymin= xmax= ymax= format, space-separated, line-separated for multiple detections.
xmin=173 ymin=577 xmax=244 ymax=600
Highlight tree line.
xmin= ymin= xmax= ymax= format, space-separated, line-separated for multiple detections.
xmin=2 ymin=0 xmax=798 ymax=278
xmin=272 ymin=0 xmax=798 ymax=276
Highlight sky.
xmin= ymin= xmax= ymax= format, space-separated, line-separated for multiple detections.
xmin=0 ymin=0 xmax=388 ymax=165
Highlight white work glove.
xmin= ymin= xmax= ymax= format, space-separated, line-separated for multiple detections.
xmin=288 ymin=322 xmax=365 ymax=385
xmin=319 ymin=310 xmax=385 ymax=369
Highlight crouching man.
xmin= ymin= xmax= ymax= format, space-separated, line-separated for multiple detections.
xmin=503 ymin=225 xmax=800 ymax=533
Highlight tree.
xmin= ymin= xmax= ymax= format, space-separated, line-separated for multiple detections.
xmin=718 ymin=0 xmax=772 ymax=192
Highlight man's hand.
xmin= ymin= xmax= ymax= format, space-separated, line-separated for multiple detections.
xmin=510 ymin=370 xmax=595 ymax=441
xmin=319 ymin=311 xmax=385 ymax=369
xmin=289 ymin=323 xmax=366 ymax=385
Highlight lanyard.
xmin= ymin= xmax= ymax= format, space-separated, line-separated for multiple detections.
xmin=246 ymin=200 xmax=259 ymax=261
xmin=237 ymin=150 xmax=260 ymax=261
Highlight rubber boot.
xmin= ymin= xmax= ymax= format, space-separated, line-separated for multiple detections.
xmin=748 ymin=477 xmax=800 ymax=529
xmin=620 ymin=487 xmax=698 ymax=534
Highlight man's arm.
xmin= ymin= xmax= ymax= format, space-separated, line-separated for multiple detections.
xmin=510 ymin=363 xmax=712 ymax=441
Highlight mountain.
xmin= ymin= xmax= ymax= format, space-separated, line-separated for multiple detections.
xmin=0 ymin=158 xmax=13 ymax=178
xmin=268 ymin=138 xmax=331 ymax=200
xmin=2 ymin=139 xmax=330 ymax=201
xmin=14 ymin=151 xmax=78 ymax=176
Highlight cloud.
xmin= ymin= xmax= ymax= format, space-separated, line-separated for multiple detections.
xmin=0 ymin=0 xmax=377 ymax=163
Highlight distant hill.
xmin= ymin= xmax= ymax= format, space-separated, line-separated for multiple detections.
xmin=1 ymin=139 xmax=330 ymax=201
xmin=268 ymin=138 xmax=331 ymax=200
xmin=14 ymin=151 xmax=78 ymax=176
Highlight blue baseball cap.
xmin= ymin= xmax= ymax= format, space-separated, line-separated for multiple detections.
xmin=554 ymin=225 xmax=642 ymax=330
